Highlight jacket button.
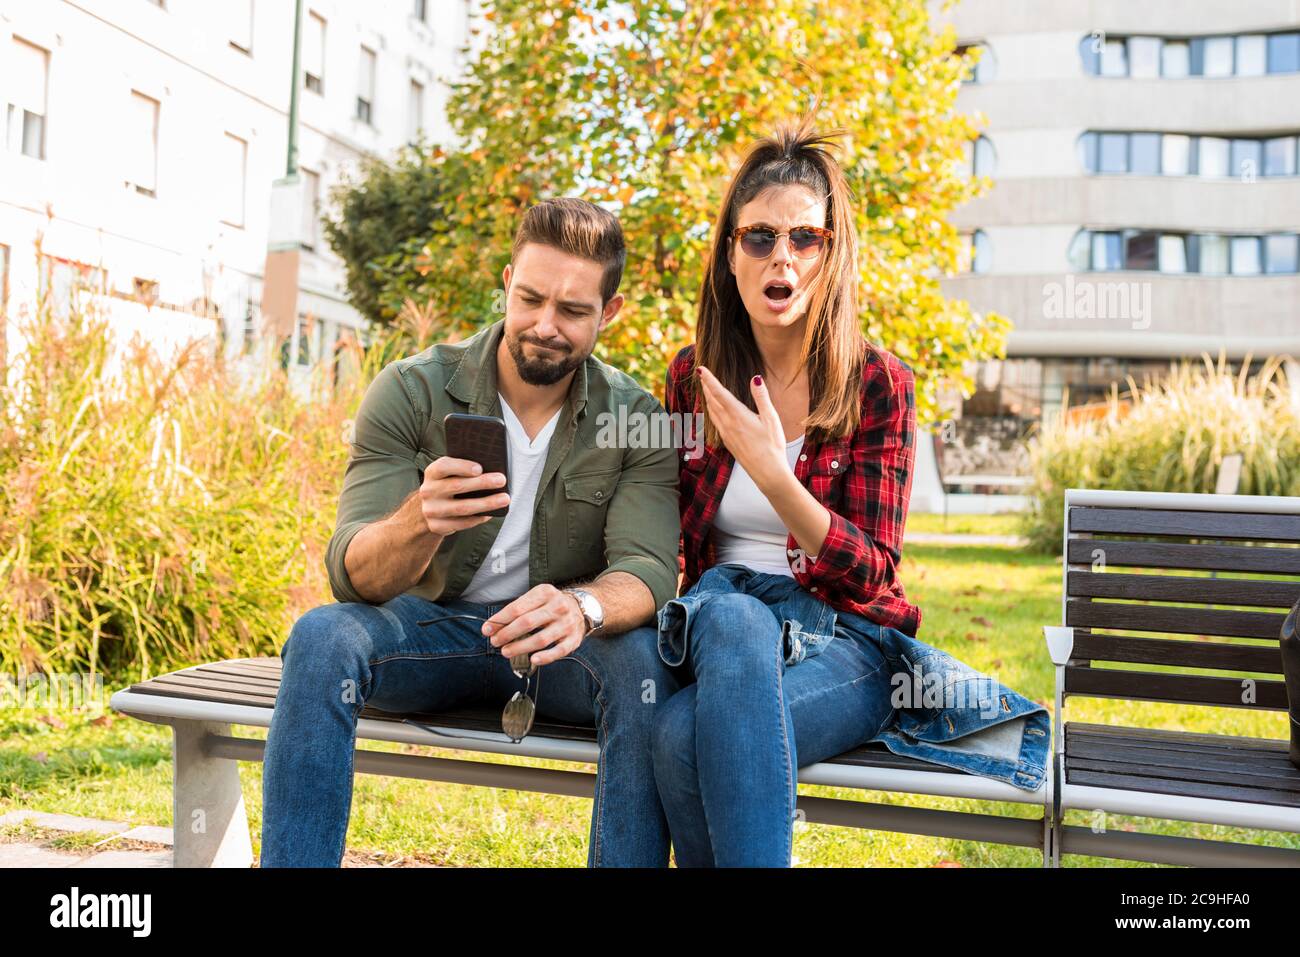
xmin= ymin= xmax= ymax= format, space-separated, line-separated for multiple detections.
xmin=594 ymin=490 xmax=603 ymax=500
xmin=799 ymin=454 xmax=807 ymax=461
xmin=810 ymin=586 xmax=818 ymax=593
xmin=830 ymin=460 xmax=839 ymax=469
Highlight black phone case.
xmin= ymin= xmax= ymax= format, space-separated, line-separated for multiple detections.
xmin=443 ymin=413 xmax=510 ymax=518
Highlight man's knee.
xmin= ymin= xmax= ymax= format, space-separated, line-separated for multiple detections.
xmin=650 ymin=689 xmax=696 ymax=779
xmin=281 ymin=603 xmax=372 ymax=678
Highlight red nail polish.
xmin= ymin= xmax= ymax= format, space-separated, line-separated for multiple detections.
xmin=753 ymin=375 xmax=762 ymax=386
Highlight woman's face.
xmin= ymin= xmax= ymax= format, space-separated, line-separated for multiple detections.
xmin=726 ymin=184 xmax=828 ymax=335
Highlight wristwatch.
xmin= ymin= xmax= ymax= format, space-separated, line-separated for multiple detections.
xmin=564 ymin=588 xmax=605 ymax=637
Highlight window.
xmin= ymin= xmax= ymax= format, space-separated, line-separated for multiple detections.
xmin=1202 ymin=36 xmax=1234 ymax=76
xmin=229 ymin=0 xmax=254 ymax=54
xmin=413 ymin=0 xmax=428 ymax=22
xmin=1161 ymin=134 xmax=1191 ymax=175
xmin=1130 ymin=133 xmax=1160 ymax=174
xmin=304 ymin=12 xmax=325 ymax=94
xmin=300 ymin=168 xmax=320 ymax=251
xmin=127 ymin=91 xmax=160 ymax=197
xmin=1235 ymin=35 xmax=1267 ymax=76
xmin=1158 ymin=235 xmax=1187 ymax=273
xmin=408 ymin=79 xmax=424 ymax=141
xmin=1161 ymin=40 xmax=1190 ymax=77
xmin=1264 ymin=136 xmax=1297 ymax=176
xmin=1231 ymin=138 xmax=1262 ymax=179
xmin=1128 ymin=37 xmax=1161 ymax=77
xmin=7 ymin=39 xmax=49 ymax=160
xmin=1098 ymin=133 xmax=1127 ymax=173
xmin=295 ymin=315 xmax=313 ymax=366
xmin=956 ymin=43 xmax=996 ymax=84
xmin=1100 ymin=39 xmax=1127 ymax=76
xmin=1075 ymin=230 xmax=1297 ymax=274
xmin=221 ymin=133 xmax=247 ymax=227
xmin=1195 ymin=235 xmax=1229 ymax=274
xmin=1125 ymin=231 xmax=1158 ymax=270
xmin=1091 ymin=232 xmax=1122 ymax=271
xmin=1265 ymin=234 xmax=1299 ymax=274
xmin=971 ymin=230 xmax=992 ymax=273
xmin=1269 ymin=33 xmax=1300 ymax=73
xmin=1230 ymin=236 xmax=1261 ymax=275
xmin=356 ymin=47 xmax=376 ymax=124
xmin=1197 ymin=136 xmax=1229 ymax=178
xmin=241 ymin=299 xmax=258 ymax=354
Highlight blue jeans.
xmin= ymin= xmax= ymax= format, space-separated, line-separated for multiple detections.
xmin=650 ymin=587 xmax=896 ymax=867
xmin=260 ymin=593 xmax=678 ymax=867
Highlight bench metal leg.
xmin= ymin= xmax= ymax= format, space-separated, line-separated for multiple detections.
xmin=172 ymin=719 xmax=253 ymax=868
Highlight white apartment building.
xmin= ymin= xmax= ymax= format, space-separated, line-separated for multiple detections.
xmin=1 ymin=0 xmax=474 ymax=392
xmin=915 ymin=0 xmax=1300 ymax=512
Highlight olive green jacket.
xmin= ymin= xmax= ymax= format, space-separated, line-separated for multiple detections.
xmin=324 ymin=318 xmax=680 ymax=610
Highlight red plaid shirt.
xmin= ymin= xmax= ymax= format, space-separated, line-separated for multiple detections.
xmin=665 ymin=342 xmax=921 ymax=636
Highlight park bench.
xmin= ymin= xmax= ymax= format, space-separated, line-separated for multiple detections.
xmin=1044 ymin=488 xmax=1300 ymax=866
xmin=109 ymin=656 xmax=1053 ymax=867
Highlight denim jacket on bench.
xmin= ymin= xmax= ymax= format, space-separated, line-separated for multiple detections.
xmin=656 ymin=563 xmax=1050 ymax=792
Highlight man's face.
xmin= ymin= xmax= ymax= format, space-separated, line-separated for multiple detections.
xmin=501 ymin=243 xmax=623 ymax=386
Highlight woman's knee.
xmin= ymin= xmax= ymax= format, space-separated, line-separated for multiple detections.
xmin=689 ymin=593 xmax=782 ymax=672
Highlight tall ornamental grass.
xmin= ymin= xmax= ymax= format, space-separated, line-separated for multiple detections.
xmin=1023 ymin=355 xmax=1300 ymax=551
xmin=0 ymin=295 xmax=402 ymax=683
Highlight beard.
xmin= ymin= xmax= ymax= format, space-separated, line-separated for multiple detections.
xmin=506 ymin=329 xmax=589 ymax=386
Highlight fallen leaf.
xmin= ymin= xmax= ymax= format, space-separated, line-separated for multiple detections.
xmin=971 ymin=616 xmax=994 ymax=628
xmin=965 ymin=632 xmax=987 ymax=643
xmin=933 ymin=859 xmax=963 ymax=867
xmin=37 ymin=714 xmax=65 ymax=730
xmin=32 ymin=752 xmax=48 ymax=764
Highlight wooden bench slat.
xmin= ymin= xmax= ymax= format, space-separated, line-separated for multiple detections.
xmin=1064 ymin=666 xmax=1290 ymax=710
xmin=1067 ymin=570 xmax=1300 ymax=608
xmin=1068 ymin=758 xmax=1300 ymax=798
xmin=1066 ymin=597 xmax=1288 ymax=640
xmin=1071 ymin=630 xmax=1284 ymax=673
xmin=1066 ymin=539 xmax=1300 ymax=575
xmin=1067 ymin=768 xmax=1300 ymax=808
xmin=1068 ymin=738 xmax=1300 ymax=783
xmin=1069 ymin=507 xmax=1300 ymax=543
xmin=1068 ymin=722 xmax=1290 ymax=754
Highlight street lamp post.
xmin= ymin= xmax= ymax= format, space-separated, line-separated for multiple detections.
xmin=259 ymin=0 xmax=305 ymax=372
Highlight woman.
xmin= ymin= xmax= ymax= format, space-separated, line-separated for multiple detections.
xmin=651 ymin=117 xmax=926 ymax=867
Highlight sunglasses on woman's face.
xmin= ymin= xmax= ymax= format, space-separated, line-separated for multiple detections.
xmin=733 ymin=224 xmax=834 ymax=261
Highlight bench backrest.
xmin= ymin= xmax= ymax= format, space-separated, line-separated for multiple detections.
xmin=1062 ymin=488 xmax=1300 ymax=715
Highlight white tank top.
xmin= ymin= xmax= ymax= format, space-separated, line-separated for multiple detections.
xmin=711 ymin=434 xmax=805 ymax=577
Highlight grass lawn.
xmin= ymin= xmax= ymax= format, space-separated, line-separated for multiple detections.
xmin=905 ymin=513 xmax=1027 ymax=536
xmin=2 ymin=541 xmax=1294 ymax=866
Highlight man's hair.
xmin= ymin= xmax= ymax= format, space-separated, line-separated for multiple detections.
xmin=510 ymin=198 xmax=627 ymax=304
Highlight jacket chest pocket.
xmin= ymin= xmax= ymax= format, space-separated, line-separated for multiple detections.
xmin=564 ymin=468 xmax=619 ymax=549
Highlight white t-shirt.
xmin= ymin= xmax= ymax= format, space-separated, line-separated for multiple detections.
xmin=458 ymin=395 xmax=562 ymax=604
xmin=711 ymin=434 xmax=805 ymax=577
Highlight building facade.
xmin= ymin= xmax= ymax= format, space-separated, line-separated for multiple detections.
xmin=915 ymin=0 xmax=1300 ymax=512
xmin=1 ymin=0 xmax=474 ymax=392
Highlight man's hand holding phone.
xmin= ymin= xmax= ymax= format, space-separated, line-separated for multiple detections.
xmin=418 ymin=457 xmax=509 ymax=537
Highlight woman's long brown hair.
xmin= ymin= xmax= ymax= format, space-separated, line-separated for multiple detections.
xmin=693 ymin=115 xmax=889 ymax=449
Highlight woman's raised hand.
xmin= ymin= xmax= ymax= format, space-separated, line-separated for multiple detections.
xmin=696 ymin=365 xmax=790 ymax=494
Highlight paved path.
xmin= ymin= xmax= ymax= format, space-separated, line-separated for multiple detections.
xmin=0 ymin=810 xmax=173 ymax=868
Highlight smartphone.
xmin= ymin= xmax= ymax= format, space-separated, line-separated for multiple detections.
xmin=443 ymin=412 xmax=510 ymax=518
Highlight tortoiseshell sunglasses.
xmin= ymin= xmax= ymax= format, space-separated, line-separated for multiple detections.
xmin=733 ymin=225 xmax=834 ymax=260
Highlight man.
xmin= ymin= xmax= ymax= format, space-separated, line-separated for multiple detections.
xmin=261 ymin=198 xmax=681 ymax=867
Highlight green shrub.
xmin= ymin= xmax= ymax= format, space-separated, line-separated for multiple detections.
xmin=0 ymin=296 xmax=404 ymax=683
xmin=1022 ymin=355 xmax=1300 ymax=551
